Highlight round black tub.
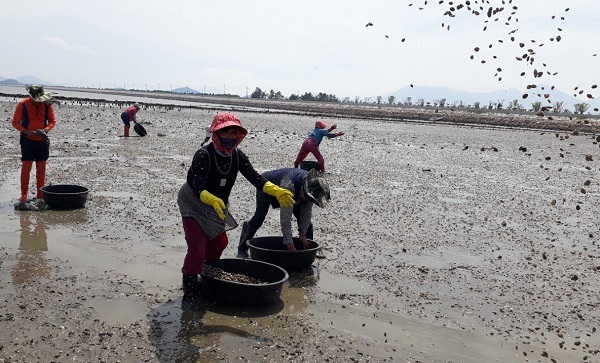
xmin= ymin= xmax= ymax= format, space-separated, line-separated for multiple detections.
xmin=299 ymin=160 xmax=319 ymax=171
xmin=133 ymin=123 xmax=147 ymax=136
xmin=40 ymin=184 xmax=89 ymax=210
xmin=200 ymin=258 xmax=288 ymax=306
xmin=247 ymin=236 xmax=321 ymax=271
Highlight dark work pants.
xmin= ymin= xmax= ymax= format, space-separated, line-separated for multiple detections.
xmin=238 ymin=191 xmax=313 ymax=251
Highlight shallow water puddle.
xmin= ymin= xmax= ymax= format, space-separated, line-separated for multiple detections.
xmin=88 ymin=296 xmax=148 ymax=324
xmin=308 ymin=301 xmax=585 ymax=363
xmin=0 ymin=196 xmax=177 ymax=287
xmin=400 ymin=246 xmax=485 ymax=269
xmin=316 ymin=270 xmax=375 ymax=295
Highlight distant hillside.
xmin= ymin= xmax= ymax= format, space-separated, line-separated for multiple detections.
xmin=381 ymin=85 xmax=599 ymax=113
xmin=0 ymin=79 xmax=22 ymax=86
xmin=0 ymin=75 xmax=52 ymax=86
xmin=16 ymin=75 xmax=52 ymax=86
xmin=172 ymin=87 xmax=200 ymax=94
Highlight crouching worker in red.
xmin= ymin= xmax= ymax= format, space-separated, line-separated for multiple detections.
xmin=177 ymin=112 xmax=295 ymax=311
xmin=12 ymin=85 xmax=57 ymax=202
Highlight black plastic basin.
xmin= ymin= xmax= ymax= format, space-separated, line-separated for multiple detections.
xmin=299 ymin=160 xmax=319 ymax=171
xmin=247 ymin=236 xmax=321 ymax=271
xmin=40 ymin=184 xmax=89 ymax=210
xmin=134 ymin=123 xmax=147 ymax=136
xmin=200 ymin=258 xmax=288 ymax=306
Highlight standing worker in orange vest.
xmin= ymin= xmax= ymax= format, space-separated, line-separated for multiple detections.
xmin=11 ymin=85 xmax=58 ymax=202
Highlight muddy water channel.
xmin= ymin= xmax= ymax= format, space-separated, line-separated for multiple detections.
xmin=0 ymin=97 xmax=599 ymax=362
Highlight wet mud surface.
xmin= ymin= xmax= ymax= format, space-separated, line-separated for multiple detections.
xmin=1 ymin=93 xmax=599 ymax=362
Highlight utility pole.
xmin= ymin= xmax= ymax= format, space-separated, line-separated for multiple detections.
xmin=223 ymin=84 xmax=226 ymax=95
xmin=246 ymin=87 xmax=248 ymax=98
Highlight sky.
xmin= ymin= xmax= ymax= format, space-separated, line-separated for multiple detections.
xmin=2 ymin=0 xmax=599 ymax=101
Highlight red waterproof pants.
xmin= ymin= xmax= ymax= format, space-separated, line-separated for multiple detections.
xmin=181 ymin=217 xmax=228 ymax=274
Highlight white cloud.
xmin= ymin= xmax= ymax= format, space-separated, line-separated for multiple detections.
xmin=43 ymin=36 xmax=94 ymax=55
xmin=1 ymin=0 xmax=597 ymax=102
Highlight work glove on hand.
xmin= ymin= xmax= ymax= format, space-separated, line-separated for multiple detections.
xmin=262 ymin=182 xmax=295 ymax=208
xmin=334 ymin=132 xmax=344 ymax=137
xmin=200 ymin=190 xmax=226 ymax=220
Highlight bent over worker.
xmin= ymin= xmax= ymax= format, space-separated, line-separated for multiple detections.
xmin=120 ymin=103 xmax=140 ymax=137
xmin=237 ymin=168 xmax=330 ymax=258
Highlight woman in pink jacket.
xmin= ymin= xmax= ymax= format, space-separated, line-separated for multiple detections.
xmin=294 ymin=120 xmax=344 ymax=172
xmin=120 ymin=103 xmax=140 ymax=137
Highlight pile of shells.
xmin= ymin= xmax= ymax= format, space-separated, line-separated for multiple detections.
xmin=202 ymin=265 xmax=267 ymax=284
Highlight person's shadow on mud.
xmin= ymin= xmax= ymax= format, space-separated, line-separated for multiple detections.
xmin=147 ymin=293 xmax=284 ymax=362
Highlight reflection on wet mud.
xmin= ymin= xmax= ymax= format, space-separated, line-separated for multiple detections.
xmin=287 ymin=266 xmax=320 ymax=288
xmin=147 ymin=267 xmax=323 ymax=362
xmin=148 ymin=301 xmax=269 ymax=362
xmin=42 ymin=208 xmax=90 ymax=225
xmin=10 ymin=208 xmax=88 ymax=286
xmin=11 ymin=212 xmax=51 ymax=285
xmin=202 ymin=296 xmax=285 ymax=318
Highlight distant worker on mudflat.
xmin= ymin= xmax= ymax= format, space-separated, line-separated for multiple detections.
xmin=294 ymin=120 xmax=344 ymax=173
xmin=120 ymin=103 xmax=140 ymax=137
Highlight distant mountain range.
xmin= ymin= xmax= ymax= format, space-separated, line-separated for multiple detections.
xmin=0 ymin=75 xmax=51 ymax=86
xmin=2 ymin=75 xmax=596 ymax=113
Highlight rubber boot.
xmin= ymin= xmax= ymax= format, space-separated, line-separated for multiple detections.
xmin=237 ymin=222 xmax=252 ymax=258
xmin=20 ymin=160 xmax=33 ymax=202
xmin=35 ymin=161 xmax=46 ymax=199
xmin=124 ymin=126 xmax=130 ymax=137
xmin=181 ymin=274 xmax=204 ymax=311
xmin=306 ymin=222 xmax=314 ymax=240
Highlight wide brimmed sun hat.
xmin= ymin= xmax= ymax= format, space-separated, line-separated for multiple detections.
xmin=210 ymin=112 xmax=248 ymax=135
xmin=303 ymin=168 xmax=331 ymax=208
xmin=210 ymin=112 xmax=248 ymax=154
xmin=26 ymin=85 xmax=55 ymax=103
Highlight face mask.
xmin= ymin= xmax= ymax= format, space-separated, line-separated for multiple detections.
xmin=218 ymin=136 xmax=237 ymax=150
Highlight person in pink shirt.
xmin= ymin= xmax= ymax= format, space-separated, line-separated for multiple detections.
xmin=120 ymin=103 xmax=140 ymax=137
xmin=294 ymin=120 xmax=344 ymax=172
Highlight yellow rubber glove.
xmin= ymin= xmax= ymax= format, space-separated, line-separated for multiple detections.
xmin=262 ymin=182 xmax=295 ymax=208
xmin=200 ymin=190 xmax=226 ymax=220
